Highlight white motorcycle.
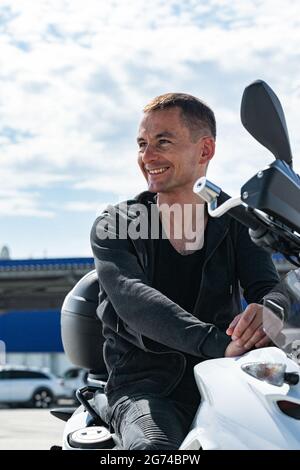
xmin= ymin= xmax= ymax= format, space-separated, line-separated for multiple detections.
xmin=180 ymin=283 xmax=300 ymax=450
xmin=51 ymin=80 xmax=300 ymax=450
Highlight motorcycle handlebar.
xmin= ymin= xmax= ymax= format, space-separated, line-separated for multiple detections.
xmin=193 ymin=177 xmax=265 ymax=232
xmin=217 ymin=191 xmax=265 ymax=232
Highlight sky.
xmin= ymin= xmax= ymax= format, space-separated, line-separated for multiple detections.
xmin=0 ymin=0 xmax=300 ymax=259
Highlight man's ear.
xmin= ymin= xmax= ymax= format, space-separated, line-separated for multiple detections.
xmin=199 ymin=137 xmax=215 ymax=164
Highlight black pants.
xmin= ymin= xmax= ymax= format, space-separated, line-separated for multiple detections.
xmin=109 ymin=395 xmax=199 ymax=450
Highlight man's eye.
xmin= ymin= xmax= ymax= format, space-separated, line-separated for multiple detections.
xmin=158 ymin=139 xmax=171 ymax=145
xmin=138 ymin=142 xmax=146 ymax=149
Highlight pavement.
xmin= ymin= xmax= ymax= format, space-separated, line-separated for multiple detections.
xmin=0 ymin=408 xmax=65 ymax=450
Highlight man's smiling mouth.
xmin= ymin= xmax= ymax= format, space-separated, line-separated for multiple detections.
xmin=147 ymin=167 xmax=170 ymax=175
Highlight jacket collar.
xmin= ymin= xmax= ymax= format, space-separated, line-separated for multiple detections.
xmin=127 ymin=190 xmax=230 ymax=259
xmin=204 ymin=214 xmax=230 ymax=260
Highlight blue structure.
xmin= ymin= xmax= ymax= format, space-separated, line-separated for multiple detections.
xmin=0 ymin=309 xmax=63 ymax=353
xmin=0 ymin=257 xmax=95 ymax=354
xmin=0 ymin=257 xmax=94 ymax=270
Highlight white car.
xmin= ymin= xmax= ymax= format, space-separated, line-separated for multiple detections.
xmin=62 ymin=368 xmax=88 ymax=400
xmin=0 ymin=365 xmax=66 ymax=408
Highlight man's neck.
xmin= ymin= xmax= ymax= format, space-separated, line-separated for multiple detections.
xmin=156 ymin=189 xmax=202 ymax=208
xmin=156 ymin=189 xmax=207 ymax=254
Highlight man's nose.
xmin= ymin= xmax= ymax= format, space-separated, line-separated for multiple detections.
xmin=142 ymin=144 xmax=158 ymax=163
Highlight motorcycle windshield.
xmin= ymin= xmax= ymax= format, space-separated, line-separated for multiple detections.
xmin=263 ymin=267 xmax=300 ymax=365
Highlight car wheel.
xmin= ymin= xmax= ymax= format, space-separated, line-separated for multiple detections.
xmin=31 ymin=388 xmax=54 ymax=408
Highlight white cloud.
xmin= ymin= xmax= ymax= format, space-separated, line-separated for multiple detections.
xmin=63 ymin=201 xmax=110 ymax=215
xmin=0 ymin=0 xmax=299 ymax=225
xmin=0 ymin=167 xmax=72 ymax=190
xmin=0 ymin=189 xmax=54 ymax=217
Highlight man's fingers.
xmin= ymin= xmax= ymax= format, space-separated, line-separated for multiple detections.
xmin=254 ymin=334 xmax=271 ymax=349
xmin=242 ymin=327 xmax=266 ymax=349
xmin=235 ymin=316 xmax=263 ymax=346
xmin=225 ymin=339 xmax=249 ymax=357
xmin=226 ymin=313 xmax=242 ymax=335
xmin=231 ymin=304 xmax=258 ymax=340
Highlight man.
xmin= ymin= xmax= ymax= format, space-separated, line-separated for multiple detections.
xmin=91 ymin=93 xmax=286 ymax=450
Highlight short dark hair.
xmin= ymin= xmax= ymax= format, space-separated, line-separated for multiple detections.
xmin=143 ymin=92 xmax=216 ymax=141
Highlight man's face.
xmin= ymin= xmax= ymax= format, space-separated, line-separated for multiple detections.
xmin=137 ymin=107 xmax=214 ymax=194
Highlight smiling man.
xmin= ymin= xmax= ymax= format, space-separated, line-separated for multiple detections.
xmin=91 ymin=93 xmax=285 ymax=450
xmin=137 ymin=104 xmax=214 ymax=194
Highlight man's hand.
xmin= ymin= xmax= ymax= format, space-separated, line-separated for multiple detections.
xmin=225 ymin=339 xmax=250 ymax=357
xmin=226 ymin=303 xmax=270 ymax=351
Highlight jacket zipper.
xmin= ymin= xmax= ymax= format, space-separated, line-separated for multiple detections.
xmin=193 ymin=227 xmax=229 ymax=315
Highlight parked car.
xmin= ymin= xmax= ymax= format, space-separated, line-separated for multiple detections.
xmin=0 ymin=365 xmax=66 ymax=408
xmin=61 ymin=367 xmax=88 ymax=399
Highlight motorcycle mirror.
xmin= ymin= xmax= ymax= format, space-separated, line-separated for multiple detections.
xmin=240 ymin=80 xmax=293 ymax=167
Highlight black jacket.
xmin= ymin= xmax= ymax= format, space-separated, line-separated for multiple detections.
xmin=90 ymin=191 xmax=283 ymax=405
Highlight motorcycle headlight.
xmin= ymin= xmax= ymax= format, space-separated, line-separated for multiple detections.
xmin=241 ymin=362 xmax=294 ymax=386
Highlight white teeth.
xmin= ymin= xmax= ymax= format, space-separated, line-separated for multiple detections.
xmin=148 ymin=167 xmax=168 ymax=175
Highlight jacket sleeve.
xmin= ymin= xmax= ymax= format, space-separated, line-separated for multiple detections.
xmin=235 ymin=222 xmax=290 ymax=315
xmin=91 ymin=211 xmax=231 ymax=360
